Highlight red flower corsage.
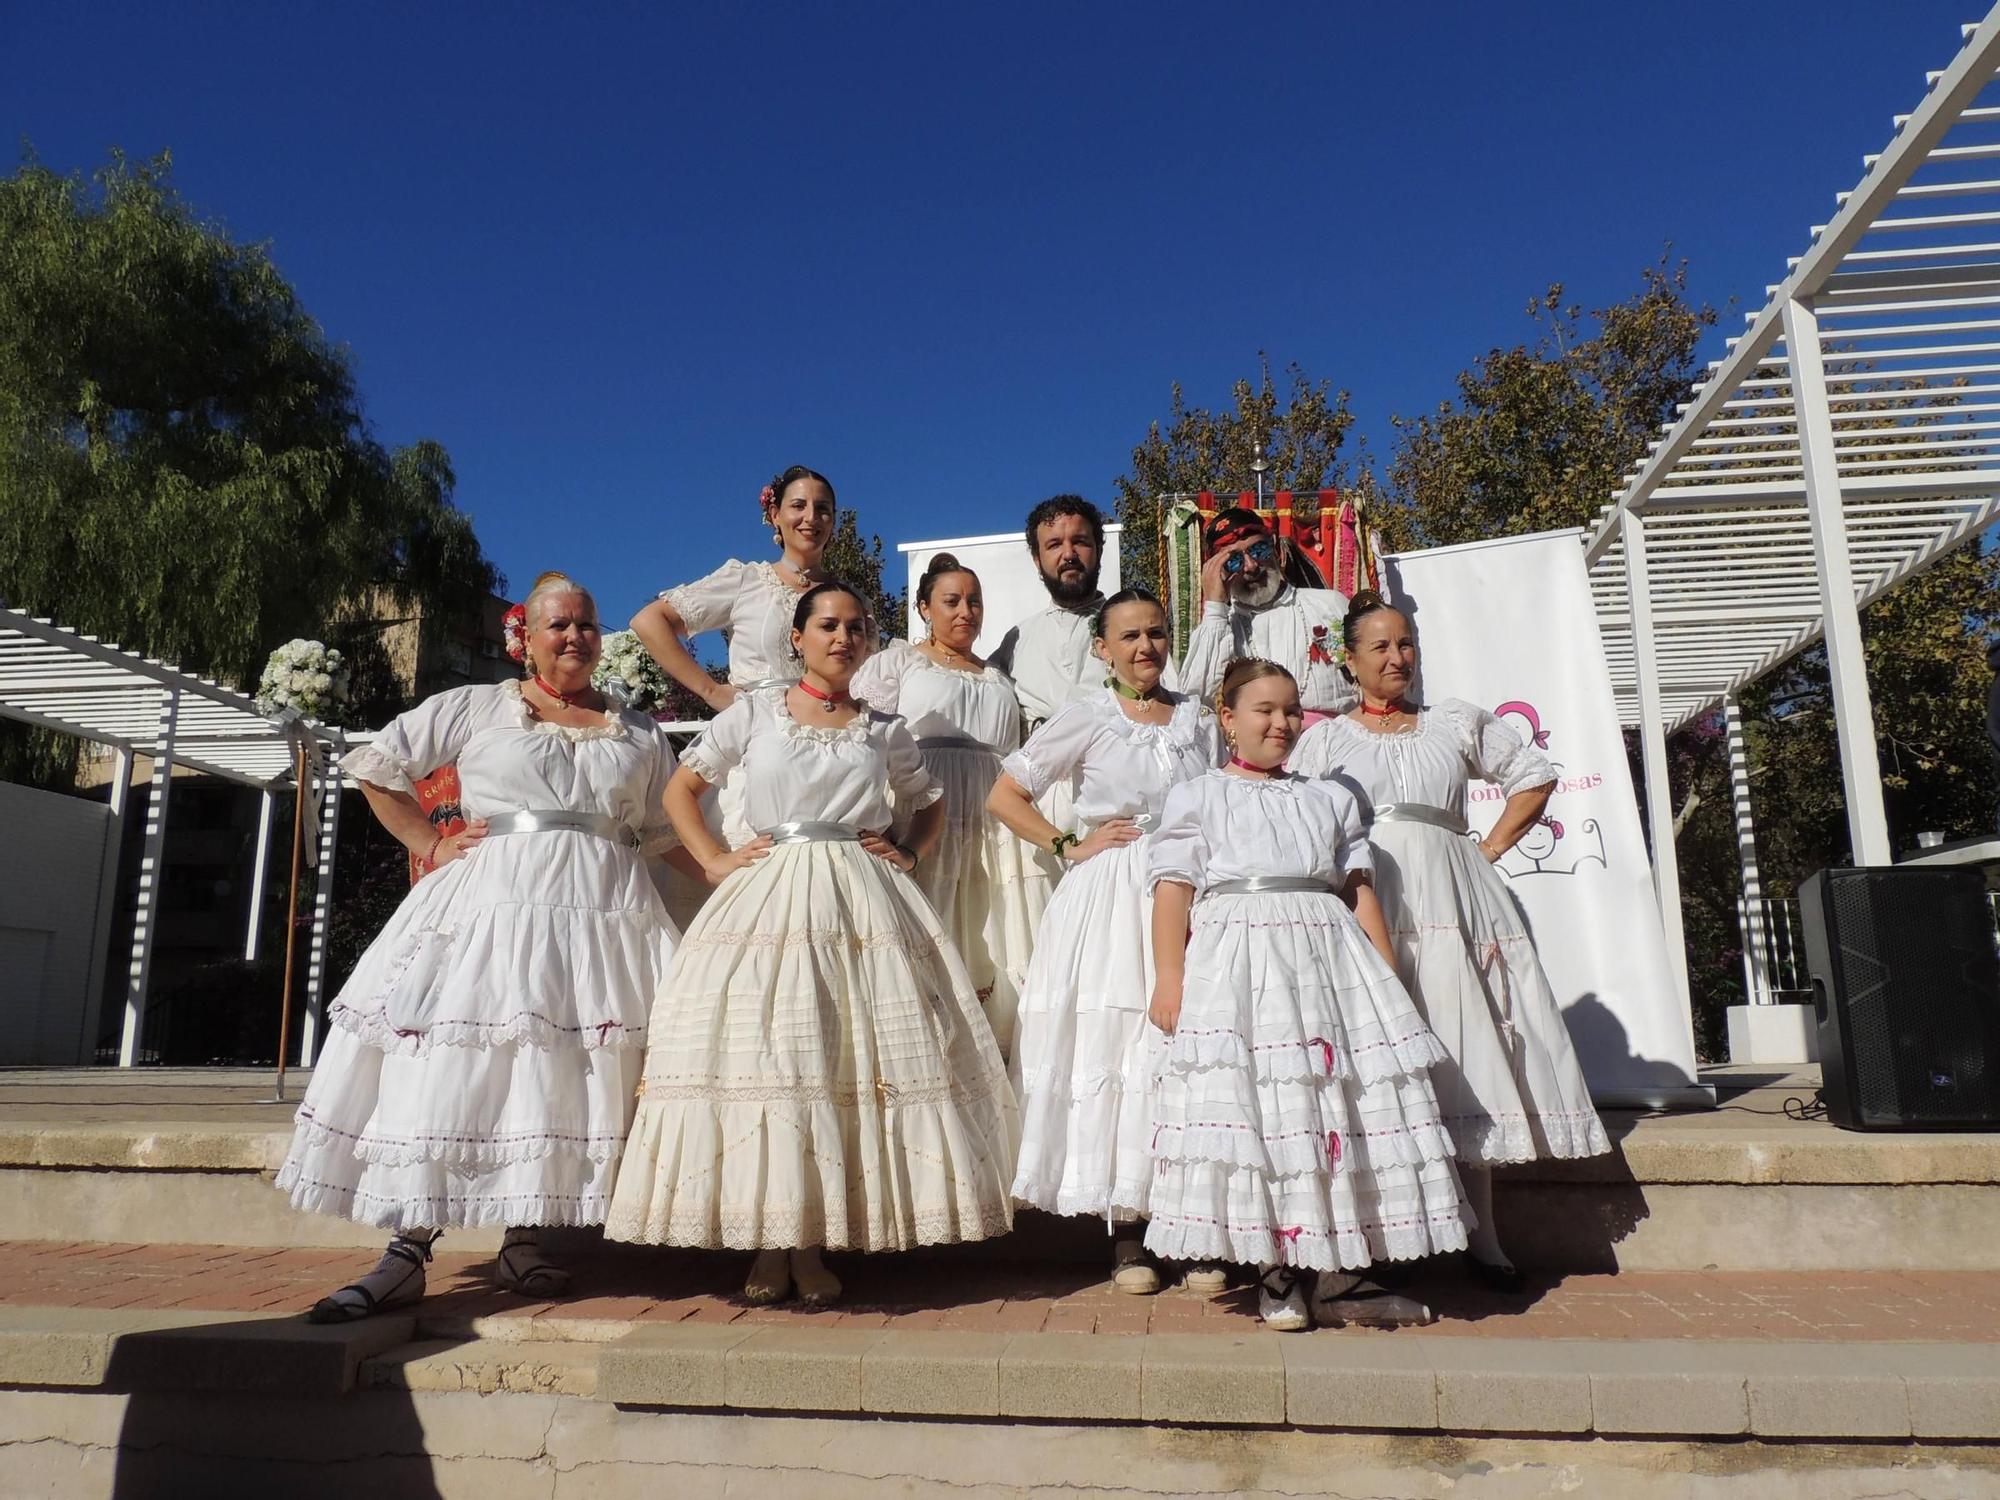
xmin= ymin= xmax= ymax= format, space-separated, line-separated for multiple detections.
xmin=1308 ymin=623 xmax=1340 ymax=667
xmin=501 ymin=603 xmax=528 ymax=664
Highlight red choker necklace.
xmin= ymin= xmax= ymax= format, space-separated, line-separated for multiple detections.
xmin=533 ymin=674 xmax=591 ymax=708
xmin=1228 ymin=755 xmax=1281 ymax=777
xmin=796 ymin=679 xmax=851 ymax=714
xmin=1361 ymin=697 xmax=1411 ymax=722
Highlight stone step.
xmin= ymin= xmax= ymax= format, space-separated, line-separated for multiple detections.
xmin=5 ymin=1300 xmax=1997 ymax=1442
xmin=5 ymin=1066 xmax=2000 ymax=1271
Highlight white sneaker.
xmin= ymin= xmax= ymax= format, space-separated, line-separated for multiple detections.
xmin=1257 ymin=1268 xmax=1312 ymax=1332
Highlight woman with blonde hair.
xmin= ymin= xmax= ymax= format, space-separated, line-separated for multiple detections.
xmin=277 ymin=571 xmax=682 ymax=1320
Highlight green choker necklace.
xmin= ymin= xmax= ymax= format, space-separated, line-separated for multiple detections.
xmin=1104 ymin=673 xmax=1159 ymax=703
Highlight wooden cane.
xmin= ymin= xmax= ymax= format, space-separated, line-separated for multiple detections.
xmin=273 ymin=738 xmax=308 ymax=1101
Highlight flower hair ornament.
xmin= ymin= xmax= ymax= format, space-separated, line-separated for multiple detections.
xmin=758 ymin=483 xmax=777 ymax=516
xmin=501 ymin=603 xmax=528 ymax=665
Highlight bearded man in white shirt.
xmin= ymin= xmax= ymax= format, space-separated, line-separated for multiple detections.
xmin=988 ymin=495 xmax=1108 ymax=732
xmin=1176 ymin=507 xmax=1353 ymax=724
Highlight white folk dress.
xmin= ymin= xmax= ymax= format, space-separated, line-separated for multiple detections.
xmin=1288 ymin=700 xmax=1611 ymax=1164
xmin=1175 ymin=585 xmax=1354 ymax=719
xmin=606 ymin=689 xmax=1018 ymax=1251
xmin=853 ymin=640 xmax=1057 ymax=1060
xmin=658 ymin=558 xmax=810 ymax=844
xmin=988 ymin=596 xmax=1103 ymax=836
xmin=275 ymin=680 xmax=680 ymax=1230
xmin=1142 ymin=772 xmax=1469 ymax=1272
xmin=1002 ymin=689 xmax=1221 ymax=1222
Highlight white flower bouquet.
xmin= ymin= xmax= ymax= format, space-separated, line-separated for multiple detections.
xmin=592 ymin=630 xmax=673 ymax=712
xmin=255 ymin=638 xmax=351 ymax=721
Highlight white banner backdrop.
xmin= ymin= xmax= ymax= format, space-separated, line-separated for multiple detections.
xmin=1384 ymin=530 xmax=1706 ymax=1107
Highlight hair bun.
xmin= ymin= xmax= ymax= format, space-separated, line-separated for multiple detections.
xmin=1347 ymin=588 xmax=1387 ymax=612
xmin=531 ymin=570 xmax=573 ymax=591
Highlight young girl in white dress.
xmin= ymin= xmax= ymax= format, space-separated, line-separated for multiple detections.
xmin=1287 ymin=591 xmax=1610 ymax=1289
xmin=854 ymin=553 xmax=1056 ymax=1058
xmin=986 ymin=588 xmax=1220 ymax=1295
xmin=630 ymin=467 xmax=870 ymax=924
xmin=1145 ymin=659 xmax=1466 ymax=1331
xmin=278 ymin=573 xmax=681 ymax=1321
xmin=607 ymin=582 xmax=1017 ymax=1306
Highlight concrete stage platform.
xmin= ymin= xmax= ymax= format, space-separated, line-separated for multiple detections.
xmin=4 ymin=1063 xmax=1998 ymax=1269
xmin=3 ymin=1064 xmax=1999 ymax=1494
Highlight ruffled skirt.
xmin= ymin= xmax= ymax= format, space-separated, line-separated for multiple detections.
xmin=1009 ymin=839 xmax=1163 ymax=1222
xmin=605 ymin=841 xmax=1018 ymax=1251
xmin=902 ymin=745 xmax=1058 ymax=1061
xmin=1373 ymin=823 xmax=1611 ymax=1164
xmin=1143 ymin=889 xmax=1470 ymax=1272
xmin=275 ymin=831 xmax=677 ymax=1229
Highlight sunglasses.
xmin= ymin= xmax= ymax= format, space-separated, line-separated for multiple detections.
xmin=1222 ymin=538 xmax=1276 ymax=576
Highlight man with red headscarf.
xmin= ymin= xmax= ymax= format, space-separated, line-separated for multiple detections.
xmin=1175 ymin=508 xmax=1354 ymax=723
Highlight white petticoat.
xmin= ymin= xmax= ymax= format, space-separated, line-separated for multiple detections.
xmin=1009 ymin=838 xmax=1164 ymax=1223
xmin=605 ymin=840 xmax=1018 ymax=1251
xmin=1143 ymin=888 xmax=1471 ymax=1272
xmin=902 ymin=744 xmax=1057 ymax=1061
xmin=275 ymin=829 xmax=677 ymax=1230
xmin=1373 ymin=821 xmax=1611 ymax=1164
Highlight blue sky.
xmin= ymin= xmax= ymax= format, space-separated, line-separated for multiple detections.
xmin=10 ymin=1 xmax=1976 ymax=627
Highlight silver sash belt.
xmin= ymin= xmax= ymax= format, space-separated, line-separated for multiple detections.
xmin=733 ymin=675 xmax=800 ymax=691
xmin=1372 ymin=802 xmax=1469 ymax=836
xmin=762 ymin=821 xmax=863 ymax=844
xmin=1206 ymin=876 xmax=1338 ymax=897
xmin=484 ymin=810 xmax=640 ymax=849
xmin=917 ymin=734 xmax=993 ymax=752
xmin=1086 ymin=812 xmax=1157 ymax=834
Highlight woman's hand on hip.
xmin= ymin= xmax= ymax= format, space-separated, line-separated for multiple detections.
xmin=700 ymin=834 xmax=771 ymax=886
xmin=1071 ymin=818 xmax=1140 ymax=863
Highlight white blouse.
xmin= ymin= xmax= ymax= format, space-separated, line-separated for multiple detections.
xmin=1147 ymin=771 xmax=1374 ymax=894
xmin=341 ymin=680 xmax=677 ymax=851
xmin=680 ymin=688 xmax=942 ymax=834
xmin=987 ymin=599 xmax=1102 ymax=726
xmin=1000 ymin=689 xmax=1221 ymax=828
xmin=1286 ymin=697 xmax=1555 ymax=815
xmin=659 ymin=559 xmax=806 ymax=688
xmin=852 ymin=640 xmax=1023 ymax=751
xmin=1175 ymin=585 xmax=1354 ymax=714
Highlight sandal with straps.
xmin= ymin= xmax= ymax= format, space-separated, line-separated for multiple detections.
xmin=1311 ymin=1270 xmax=1434 ymax=1329
xmin=494 ymin=1228 xmax=572 ymax=1298
xmin=309 ymin=1232 xmax=436 ymax=1325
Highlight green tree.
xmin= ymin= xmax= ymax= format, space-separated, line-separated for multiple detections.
xmin=0 ymin=150 xmax=499 ymax=777
xmin=1382 ymin=260 xmax=1718 ymax=547
xmin=823 ymin=508 xmax=905 ymax=641
xmin=1114 ymin=358 xmax=1356 ymax=596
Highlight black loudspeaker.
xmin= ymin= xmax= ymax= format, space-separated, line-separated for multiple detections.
xmin=1799 ymin=866 xmax=2000 ymax=1131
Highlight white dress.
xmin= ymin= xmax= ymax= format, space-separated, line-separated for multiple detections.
xmin=1142 ymin=772 xmax=1469 ymax=1272
xmin=852 ymin=640 xmax=1057 ymax=1059
xmin=658 ymin=559 xmax=808 ymax=845
xmin=1175 ymin=585 xmax=1355 ymax=718
xmin=606 ymin=689 xmax=1018 ymax=1251
xmin=1288 ymin=700 xmax=1611 ymax=1164
xmin=988 ymin=596 xmax=1103 ymax=835
xmin=276 ymin=680 xmax=680 ymax=1230
xmin=1002 ymin=689 xmax=1221 ymax=1221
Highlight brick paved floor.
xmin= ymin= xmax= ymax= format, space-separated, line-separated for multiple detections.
xmin=3 ymin=1240 xmax=1997 ymax=1341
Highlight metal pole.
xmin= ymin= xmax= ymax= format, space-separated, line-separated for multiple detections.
xmin=298 ymin=753 xmax=344 ymax=1067
xmin=79 ymin=744 xmax=133 ymax=1064
xmin=1622 ymin=512 xmax=1694 ymax=1009
xmin=1783 ymin=295 xmax=1894 ymax=866
xmin=1724 ymin=698 xmax=1772 ymax=1005
xmin=244 ymin=788 xmax=274 ymax=962
xmin=272 ymin=741 xmax=307 ymax=1100
xmin=119 ymin=690 xmax=179 ymax=1067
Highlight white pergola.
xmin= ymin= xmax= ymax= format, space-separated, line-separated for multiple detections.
xmin=0 ymin=606 xmax=347 ymax=1066
xmin=1587 ymin=10 xmax=2000 ymax=1010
